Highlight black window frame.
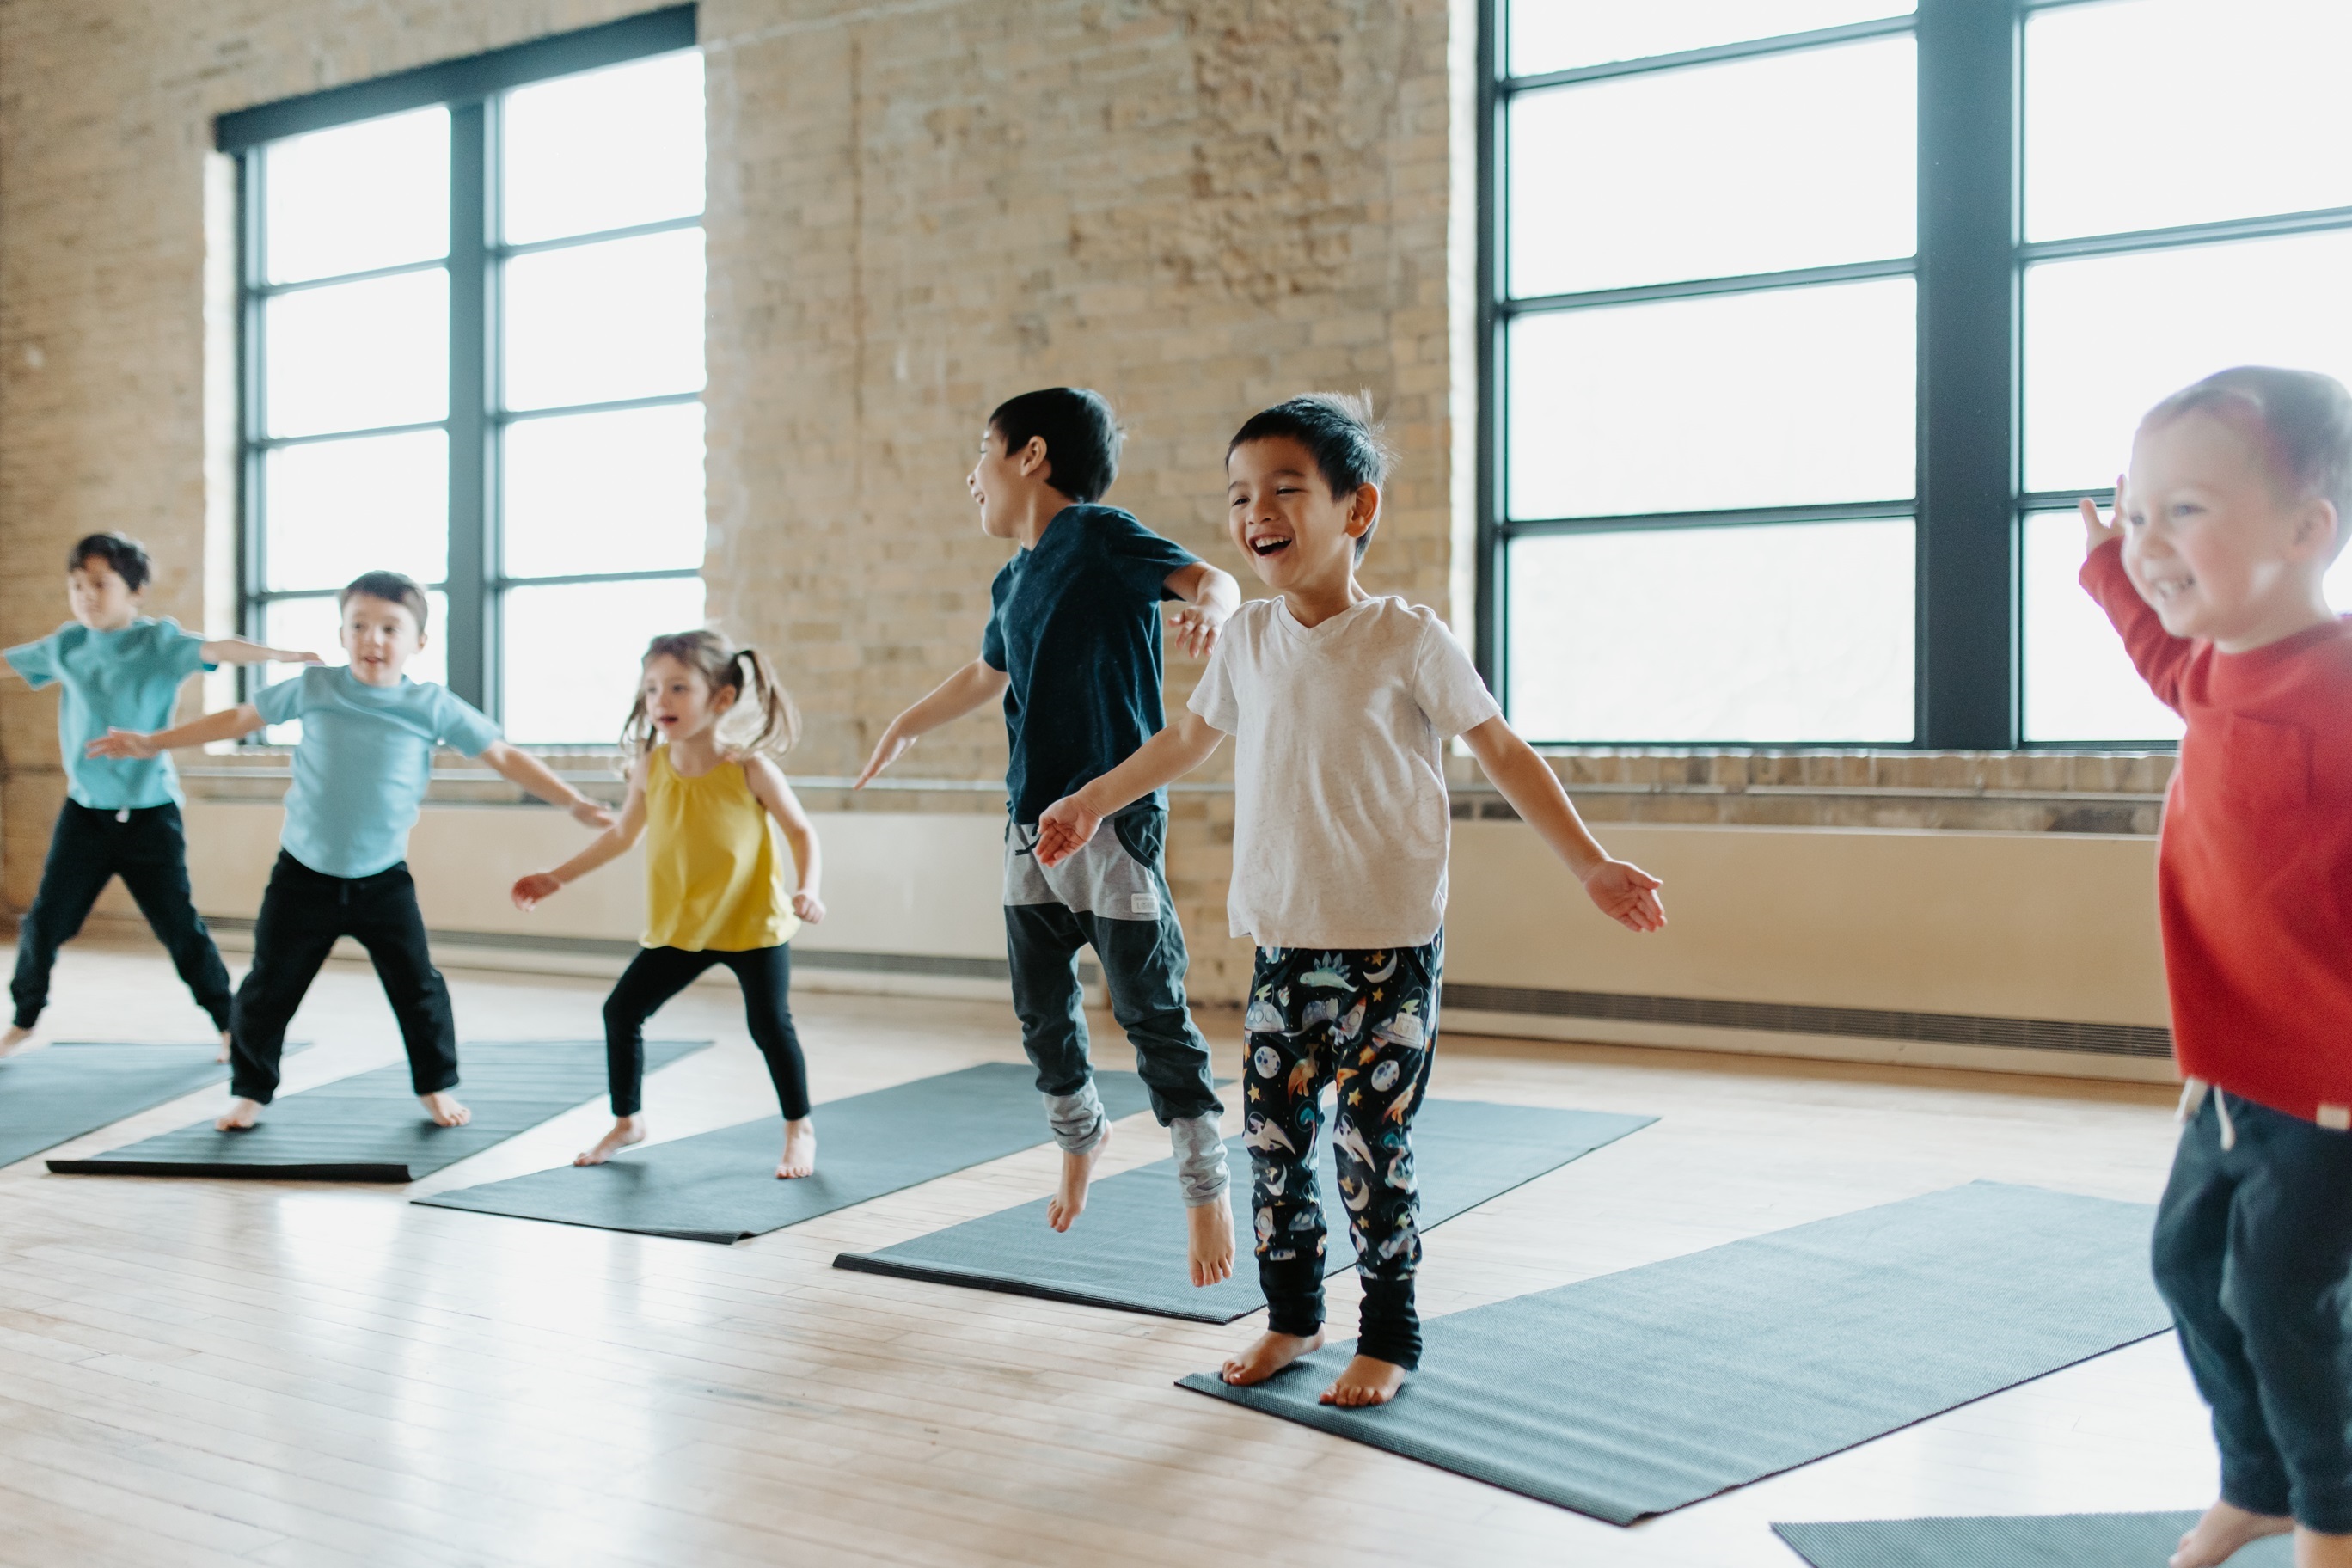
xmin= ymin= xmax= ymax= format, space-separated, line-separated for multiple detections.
xmin=221 ymin=4 xmax=701 ymax=725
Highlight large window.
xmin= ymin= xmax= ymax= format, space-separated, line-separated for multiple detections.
xmin=1486 ymin=0 xmax=2352 ymax=749
xmin=229 ymin=9 xmax=706 ymax=744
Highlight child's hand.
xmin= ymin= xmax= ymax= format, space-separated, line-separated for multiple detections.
xmin=791 ymin=890 xmax=827 ymax=924
xmin=86 ymin=728 xmax=158 ymax=760
xmin=1166 ymin=601 xmax=1228 ymax=659
xmin=854 ymin=723 xmax=914 ymax=788
xmin=1583 ymin=859 xmax=1665 ymax=934
xmin=285 ymin=650 xmax=324 ymax=665
xmin=511 ymin=872 xmax=563 ymax=910
xmin=568 ymin=797 xmax=616 ymax=830
xmin=1033 ymin=794 xmax=1102 ymax=868
xmin=2081 ymin=476 xmax=2126 ymax=557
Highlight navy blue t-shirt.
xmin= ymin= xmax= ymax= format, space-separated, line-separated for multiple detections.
xmin=980 ymin=504 xmax=1198 ymax=824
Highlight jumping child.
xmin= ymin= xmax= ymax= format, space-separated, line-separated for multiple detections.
xmin=3 ymin=531 xmax=318 ymax=1059
xmin=856 ymin=386 xmax=1240 ymax=1286
xmin=511 ymin=630 xmax=826 ymax=1179
xmin=1033 ymin=394 xmax=1665 ymax=1407
xmin=2081 ymin=366 xmax=2352 ymax=1568
xmin=89 ymin=570 xmax=609 ymax=1130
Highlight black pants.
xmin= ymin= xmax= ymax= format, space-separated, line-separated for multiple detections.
xmin=603 ymin=944 xmax=808 ymax=1119
xmin=229 ymin=853 xmax=458 ymax=1104
xmin=11 ymin=800 xmax=232 ymax=1032
xmin=2153 ymin=1090 xmax=2352 ymax=1534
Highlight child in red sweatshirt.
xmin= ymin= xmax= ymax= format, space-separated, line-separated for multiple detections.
xmin=2081 ymin=365 xmax=2352 ymax=1568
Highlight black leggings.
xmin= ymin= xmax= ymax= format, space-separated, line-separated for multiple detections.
xmin=13 ymin=801 xmax=233 ymax=1032
xmin=603 ymin=944 xmax=808 ymax=1119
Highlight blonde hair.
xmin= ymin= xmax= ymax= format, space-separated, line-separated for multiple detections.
xmin=620 ymin=630 xmax=801 ymax=763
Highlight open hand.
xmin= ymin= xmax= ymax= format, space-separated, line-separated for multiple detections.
xmin=792 ymin=890 xmax=827 ymax=924
xmin=86 ymin=728 xmax=159 ymax=760
xmin=511 ymin=872 xmax=563 ymax=910
xmin=1033 ymin=793 xmax=1102 ymax=868
xmin=569 ymin=797 xmax=616 ymax=830
xmin=854 ymin=724 xmax=914 ymax=788
xmin=1166 ymin=602 xmax=1228 ymax=659
xmin=1583 ymin=859 xmax=1666 ymax=933
xmin=2080 ymin=476 xmax=2125 ymax=556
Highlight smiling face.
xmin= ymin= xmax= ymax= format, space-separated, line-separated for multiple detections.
xmin=340 ymin=594 xmax=425 ymax=687
xmin=968 ymin=426 xmax=1053 ymax=542
xmin=2122 ymin=409 xmax=2342 ymax=648
xmin=1226 ymin=436 xmax=1377 ymax=594
xmin=66 ymin=558 xmax=141 ymax=632
xmin=640 ymin=652 xmax=736 ymax=744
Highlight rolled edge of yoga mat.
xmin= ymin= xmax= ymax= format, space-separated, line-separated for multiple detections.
xmin=1771 ymin=1510 xmax=2291 ymax=1568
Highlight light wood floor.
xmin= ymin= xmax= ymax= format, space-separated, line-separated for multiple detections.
xmin=0 ymin=938 xmax=2212 ymax=1567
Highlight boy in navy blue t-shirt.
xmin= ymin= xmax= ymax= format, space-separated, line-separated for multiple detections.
xmin=858 ymin=388 xmax=1240 ymax=1285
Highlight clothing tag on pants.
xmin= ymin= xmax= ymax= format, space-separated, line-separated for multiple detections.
xmin=1130 ymin=892 xmax=1158 ymax=916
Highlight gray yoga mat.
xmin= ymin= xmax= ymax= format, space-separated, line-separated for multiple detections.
xmin=0 ymin=1042 xmax=248 ymax=1170
xmin=1773 ymin=1512 xmax=2290 ymax=1567
xmin=415 ymin=1062 xmax=1159 ymax=1244
xmin=1180 ymin=1181 xmax=2171 ymax=1524
xmin=833 ymin=1098 xmax=1654 ymax=1320
xmin=47 ymin=1040 xmax=706 ymax=1182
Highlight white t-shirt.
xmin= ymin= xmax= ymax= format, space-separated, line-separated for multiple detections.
xmin=1190 ymin=595 xmax=1501 ymax=949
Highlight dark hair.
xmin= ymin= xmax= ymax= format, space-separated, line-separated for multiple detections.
xmin=622 ymin=628 xmax=801 ymax=762
xmin=68 ymin=532 xmax=152 ymax=592
xmin=987 ymin=387 xmax=1122 ymax=504
xmin=340 ymin=570 xmax=431 ymax=633
xmin=1227 ymin=392 xmax=1396 ymax=560
xmin=2144 ymin=365 xmax=2352 ymax=560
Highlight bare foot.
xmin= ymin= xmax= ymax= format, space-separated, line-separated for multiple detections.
xmin=2296 ymin=1525 xmax=2352 ymax=1568
xmin=215 ymin=1096 xmax=263 ymax=1131
xmin=0 ymin=1024 xmax=33 ymax=1057
xmin=1046 ymin=1120 xmax=1112 ymax=1233
xmin=215 ymin=1030 xmax=232 ymax=1064
xmin=1320 ymin=1352 xmax=1408 ymax=1408
xmin=574 ymin=1115 xmax=645 ymax=1166
xmin=420 ymin=1091 xmax=472 ymax=1128
xmin=1221 ymin=1328 xmax=1324 ymax=1387
xmin=2173 ymin=1500 xmax=2291 ymax=1568
xmin=1188 ymin=1191 xmax=1235 ymax=1287
xmin=775 ymin=1118 xmax=816 ymax=1179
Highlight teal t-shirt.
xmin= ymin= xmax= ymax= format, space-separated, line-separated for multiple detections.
xmin=4 ymin=617 xmax=213 ymax=810
xmin=254 ymin=666 xmax=501 ymax=879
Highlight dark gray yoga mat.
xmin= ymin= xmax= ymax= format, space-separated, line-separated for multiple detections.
xmin=833 ymin=1098 xmax=1654 ymax=1320
xmin=1773 ymin=1512 xmax=2290 ymax=1567
xmin=0 ymin=1042 xmax=247 ymax=1170
xmin=47 ymin=1040 xmax=706 ymax=1182
xmin=1180 ymin=1181 xmax=2171 ymax=1524
xmin=415 ymin=1062 xmax=1159 ymax=1244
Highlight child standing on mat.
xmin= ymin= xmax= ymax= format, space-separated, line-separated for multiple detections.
xmin=855 ymin=386 xmax=1240 ymax=1286
xmin=89 ymin=571 xmax=610 ymax=1131
xmin=3 ymin=532 xmax=318 ymax=1060
xmin=1033 ymin=394 xmax=1665 ymax=1407
xmin=2081 ymin=366 xmax=2352 ymax=1568
xmin=511 ymin=631 xmax=826 ymax=1179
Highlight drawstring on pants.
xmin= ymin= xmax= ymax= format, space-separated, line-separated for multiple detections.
xmin=2180 ymin=1077 xmax=2237 ymax=1151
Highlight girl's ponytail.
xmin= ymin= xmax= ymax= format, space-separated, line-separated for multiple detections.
xmin=621 ymin=629 xmax=801 ymax=764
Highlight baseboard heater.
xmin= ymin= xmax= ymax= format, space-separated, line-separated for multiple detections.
xmin=1440 ymin=982 xmax=2173 ymax=1060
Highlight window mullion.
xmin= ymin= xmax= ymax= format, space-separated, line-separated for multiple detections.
xmin=444 ymin=100 xmax=492 ymax=713
xmin=238 ymin=149 xmax=267 ymax=707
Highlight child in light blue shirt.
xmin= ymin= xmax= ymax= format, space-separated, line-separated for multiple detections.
xmin=2 ymin=532 xmax=315 ymax=1056
xmin=93 ymin=570 xmax=609 ymax=1130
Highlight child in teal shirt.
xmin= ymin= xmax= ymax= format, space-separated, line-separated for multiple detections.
xmin=91 ymin=570 xmax=609 ymax=1130
xmin=3 ymin=532 xmax=315 ymax=1057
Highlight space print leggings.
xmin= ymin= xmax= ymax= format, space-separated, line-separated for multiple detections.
xmin=1241 ymin=935 xmax=1442 ymax=1369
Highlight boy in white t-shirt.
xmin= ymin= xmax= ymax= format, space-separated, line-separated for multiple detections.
xmin=1033 ymin=394 xmax=1665 ymax=1408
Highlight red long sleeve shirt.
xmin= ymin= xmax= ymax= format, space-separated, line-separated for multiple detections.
xmin=2083 ymin=539 xmax=2352 ymax=1125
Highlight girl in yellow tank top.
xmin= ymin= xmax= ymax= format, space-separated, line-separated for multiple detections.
xmin=511 ymin=630 xmax=825 ymax=1179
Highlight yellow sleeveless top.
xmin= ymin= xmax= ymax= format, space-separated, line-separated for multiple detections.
xmin=641 ymin=747 xmax=800 ymax=952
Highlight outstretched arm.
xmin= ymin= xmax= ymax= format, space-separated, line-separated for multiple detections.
xmin=854 ymin=658 xmax=1013 ymax=787
xmin=1163 ymin=561 xmax=1241 ymax=659
xmin=744 ymin=756 xmax=826 ymax=923
xmin=479 ymin=739 xmax=614 ymax=830
xmin=2079 ymin=483 xmax=2194 ymax=711
xmin=1460 ymin=716 xmax=1665 ymax=934
xmin=85 ymin=703 xmax=266 ymax=758
xmin=199 ymin=637 xmax=322 ymax=666
xmin=512 ymin=762 xmax=649 ymax=909
xmin=1033 ymin=711 xmax=1227 ymax=867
